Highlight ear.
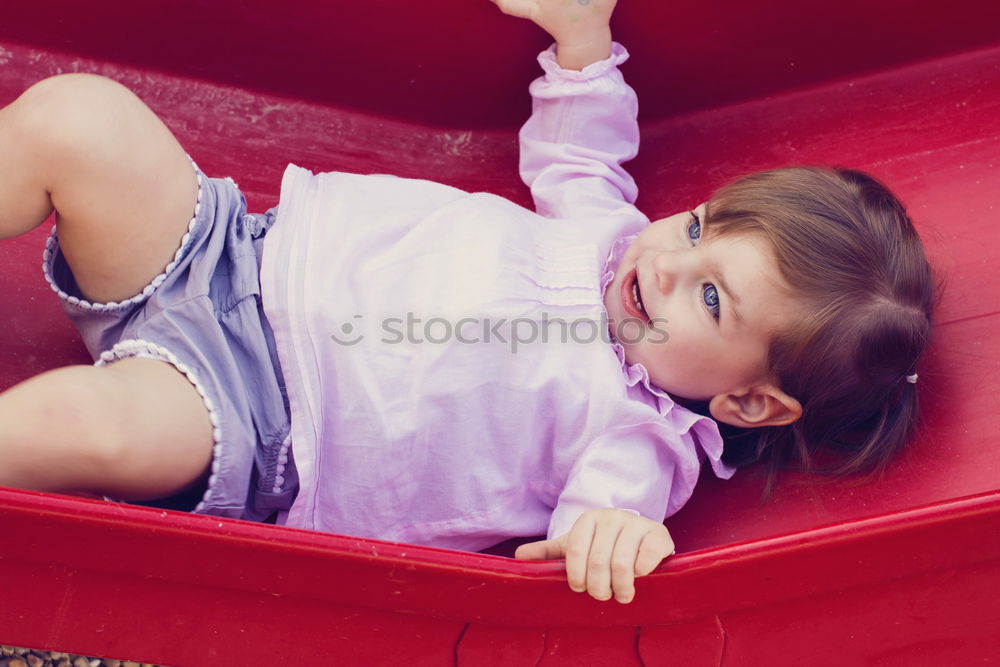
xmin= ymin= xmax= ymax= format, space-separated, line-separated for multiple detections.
xmin=708 ymin=384 xmax=802 ymax=429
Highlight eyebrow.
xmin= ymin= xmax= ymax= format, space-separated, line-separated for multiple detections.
xmin=710 ymin=263 xmax=744 ymax=325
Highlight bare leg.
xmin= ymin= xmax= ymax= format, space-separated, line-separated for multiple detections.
xmin=0 ymin=359 xmax=212 ymax=500
xmin=0 ymin=74 xmax=213 ymax=498
xmin=0 ymin=73 xmax=198 ymax=302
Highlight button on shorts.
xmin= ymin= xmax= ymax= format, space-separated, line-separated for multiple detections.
xmin=42 ymin=157 xmax=298 ymax=523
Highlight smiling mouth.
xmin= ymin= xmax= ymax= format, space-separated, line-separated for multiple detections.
xmin=620 ymin=269 xmax=650 ymax=321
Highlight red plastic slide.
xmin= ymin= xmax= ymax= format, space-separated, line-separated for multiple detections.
xmin=1 ymin=1 xmax=999 ymax=664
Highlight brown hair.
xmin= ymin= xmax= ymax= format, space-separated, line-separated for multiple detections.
xmin=703 ymin=167 xmax=936 ymax=494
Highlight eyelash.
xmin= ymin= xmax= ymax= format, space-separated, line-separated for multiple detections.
xmin=687 ymin=211 xmax=721 ymax=321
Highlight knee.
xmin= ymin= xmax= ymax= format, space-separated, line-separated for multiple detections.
xmin=11 ymin=73 xmax=141 ymax=156
xmin=20 ymin=72 xmax=134 ymax=111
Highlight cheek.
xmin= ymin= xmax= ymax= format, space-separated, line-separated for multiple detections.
xmin=647 ymin=327 xmax=749 ymax=396
xmin=635 ymin=218 xmax=680 ymax=250
xmin=641 ymin=327 xmax=710 ymax=380
xmin=656 ymin=316 xmax=703 ymax=356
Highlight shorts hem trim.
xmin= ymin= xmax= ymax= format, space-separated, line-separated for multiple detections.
xmin=41 ymin=155 xmax=205 ymax=312
xmin=272 ymin=433 xmax=292 ymax=493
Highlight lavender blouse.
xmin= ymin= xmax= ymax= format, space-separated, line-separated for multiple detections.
xmin=259 ymin=43 xmax=734 ymax=551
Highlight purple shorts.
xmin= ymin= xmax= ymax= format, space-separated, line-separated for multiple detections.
xmin=42 ymin=157 xmax=298 ymax=523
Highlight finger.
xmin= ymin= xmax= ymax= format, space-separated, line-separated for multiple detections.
xmin=634 ymin=526 xmax=675 ymax=577
xmin=584 ymin=516 xmax=624 ymax=601
xmin=608 ymin=522 xmax=648 ymax=604
xmin=564 ymin=513 xmax=597 ymax=593
xmin=514 ymin=537 xmax=566 ymax=561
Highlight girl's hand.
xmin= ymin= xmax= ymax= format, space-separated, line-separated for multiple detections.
xmin=515 ymin=508 xmax=674 ymax=604
xmin=490 ymin=0 xmax=617 ymax=70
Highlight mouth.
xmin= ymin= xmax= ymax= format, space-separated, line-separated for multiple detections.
xmin=619 ymin=269 xmax=650 ymax=322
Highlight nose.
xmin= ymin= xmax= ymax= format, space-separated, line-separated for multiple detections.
xmin=651 ymin=249 xmax=694 ymax=294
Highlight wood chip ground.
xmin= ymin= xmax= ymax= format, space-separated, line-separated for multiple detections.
xmin=0 ymin=646 xmax=166 ymax=667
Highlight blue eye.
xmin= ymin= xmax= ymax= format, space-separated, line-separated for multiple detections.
xmin=687 ymin=212 xmax=702 ymax=243
xmin=702 ymin=284 xmax=720 ymax=320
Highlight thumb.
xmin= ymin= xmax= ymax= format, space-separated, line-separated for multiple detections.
xmin=490 ymin=0 xmax=539 ymax=20
xmin=514 ymin=535 xmax=567 ymax=560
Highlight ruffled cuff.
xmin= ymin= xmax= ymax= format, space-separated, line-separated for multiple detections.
xmin=536 ymin=41 xmax=630 ymax=82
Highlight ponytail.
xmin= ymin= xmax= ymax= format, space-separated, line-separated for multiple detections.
xmin=707 ymin=166 xmax=937 ymax=493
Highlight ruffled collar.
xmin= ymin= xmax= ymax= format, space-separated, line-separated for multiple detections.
xmin=600 ymin=233 xmax=735 ymax=479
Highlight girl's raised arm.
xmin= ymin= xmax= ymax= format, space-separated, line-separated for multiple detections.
xmin=493 ymin=0 xmax=643 ymax=228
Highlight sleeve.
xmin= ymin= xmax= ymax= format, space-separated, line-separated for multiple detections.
xmin=519 ymin=42 xmax=641 ymax=221
xmin=547 ymin=424 xmax=704 ymax=540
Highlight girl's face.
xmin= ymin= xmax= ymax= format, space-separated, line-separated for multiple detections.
xmin=604 ymin=205 xmax=796 ymax=405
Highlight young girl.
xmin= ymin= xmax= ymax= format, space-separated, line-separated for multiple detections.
xmin=0 ymin=0 xmax=934 ymax=605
